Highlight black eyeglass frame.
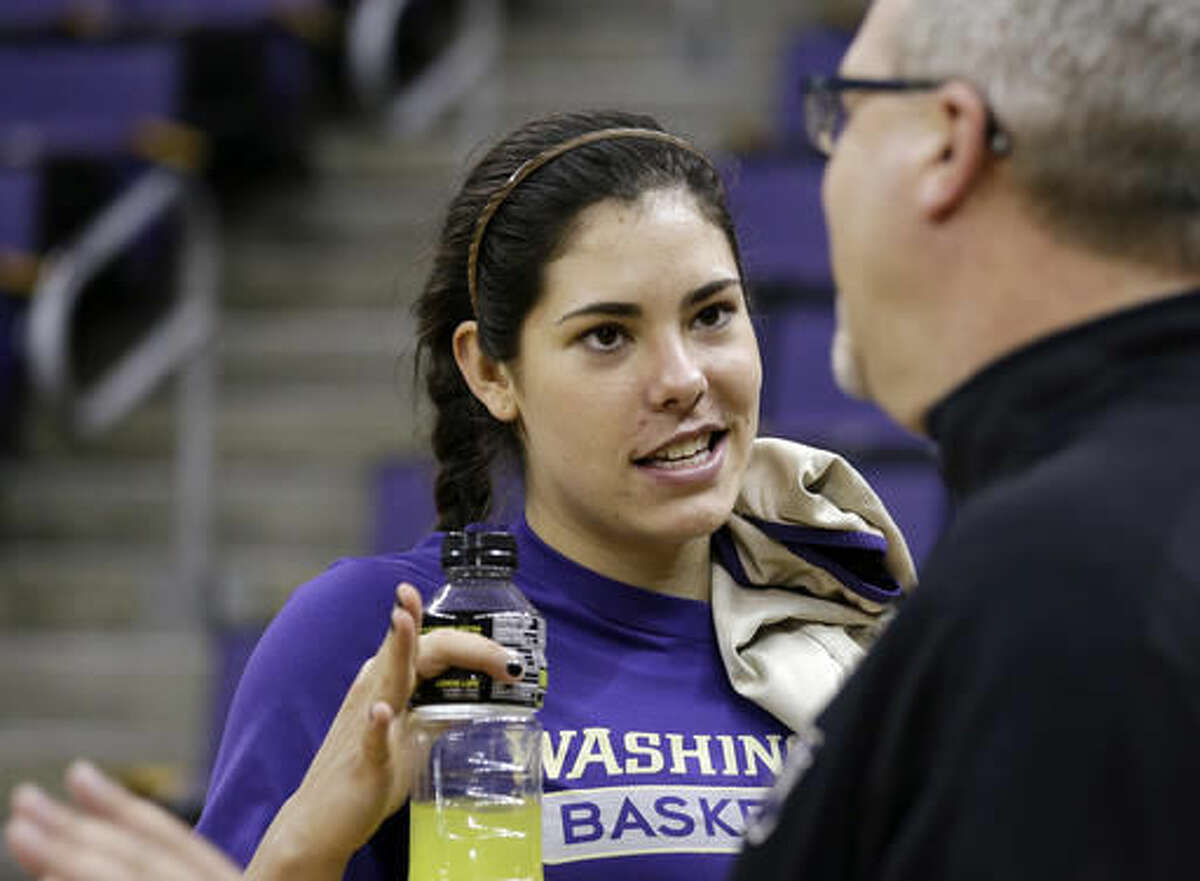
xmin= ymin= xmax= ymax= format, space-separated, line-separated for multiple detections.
xmin=801 ymin=75 xmax=1013 ymax=158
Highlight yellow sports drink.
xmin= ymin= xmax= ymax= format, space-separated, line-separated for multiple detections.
xmin=409 ymin=798 xmax=543 ymax=881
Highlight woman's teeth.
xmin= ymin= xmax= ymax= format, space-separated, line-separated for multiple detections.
xmin=646 ymin=433 xmax=713 ymax=468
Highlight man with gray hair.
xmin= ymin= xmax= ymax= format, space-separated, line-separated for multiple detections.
xmin=730 ymin=0 xmax=1200 ymax=877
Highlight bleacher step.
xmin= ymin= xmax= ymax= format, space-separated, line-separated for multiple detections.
xmin=0 ymin=629 xmax=209 ymax=839
xmin=23 ymin=376 xmax=429 ymax=461
xmin=490 ymin=3 xmax=786 ymax=148
xmin=0 ymin=629 xmax=208 ymax=732
xmin=1 ymin=539 xmax=344 ymax=628
xmin=219 ymin=305 xmax=416 ymax=382
xmin=224 ymin=233 xmax=432 ymax=308
xmin=2 ymin=457 xmax=370 ymax=546
xmin=304 ymin=120 xmax=477 ymax=179
xmin=232 ymin=174 xmax=455 ymax=245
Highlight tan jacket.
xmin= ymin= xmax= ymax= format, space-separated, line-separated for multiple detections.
xmin=712 ymin=437 xmax=919 ymax=733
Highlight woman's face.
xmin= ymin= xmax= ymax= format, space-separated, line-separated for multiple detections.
xmin=508 ymin=187 xmax=761 ymax=574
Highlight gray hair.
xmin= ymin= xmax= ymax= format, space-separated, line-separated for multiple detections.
xmin=891 ymin=0 xmax=1200 ymax=272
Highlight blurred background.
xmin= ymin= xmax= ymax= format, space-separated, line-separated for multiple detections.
xmin=0 ymin=1 xmax=945 ymax=875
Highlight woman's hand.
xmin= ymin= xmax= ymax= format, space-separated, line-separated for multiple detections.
xmin=3 ymin=584 xmax=513 ymax=881
xmin=247 ymin=583 xmax=517 ymax=881
xmin=5 ymin=760 xmax=241 ymax=881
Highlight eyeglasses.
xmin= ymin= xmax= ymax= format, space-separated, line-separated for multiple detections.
xmin=801 ymin=75 xmax=1013 ymax=158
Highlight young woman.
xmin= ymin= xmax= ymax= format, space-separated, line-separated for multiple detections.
xmin=5 ymin=110 xmax=915 ymax=881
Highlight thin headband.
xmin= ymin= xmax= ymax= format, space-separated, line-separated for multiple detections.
xmin=466 ymin=127 xmax=713 ymax=315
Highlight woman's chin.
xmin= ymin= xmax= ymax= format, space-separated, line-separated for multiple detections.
xmin=639 ymin=494 xmax=740 ymax=546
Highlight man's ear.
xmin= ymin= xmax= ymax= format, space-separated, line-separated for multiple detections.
xmin=452 ymin=321 xmax=519 ymax=422
xmin=917 ymin=80 xmax=993 ymax=221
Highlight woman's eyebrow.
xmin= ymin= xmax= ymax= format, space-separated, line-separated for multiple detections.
xmin=556 ymin=301 xmax=640 ymax=324
xmin=684 ymin=277 xmax=741 ymax=307
xmin=555 ymin=276 xmax=741 ymax=325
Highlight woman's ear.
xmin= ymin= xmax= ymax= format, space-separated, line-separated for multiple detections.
xmin=452 ymin=321 xmax=519 ymax=422
xmin=917 ymin=80 xmax=993 ymax=222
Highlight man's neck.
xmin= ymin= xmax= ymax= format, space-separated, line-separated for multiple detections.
xmin=910 ymin=200 xmax=1200 ymax=432
xmin=969 ymin=253 xmax=1200 ymax=389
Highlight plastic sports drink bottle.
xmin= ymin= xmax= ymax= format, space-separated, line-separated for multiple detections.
xmin=408 ymin=530 xmax=548 ymax=881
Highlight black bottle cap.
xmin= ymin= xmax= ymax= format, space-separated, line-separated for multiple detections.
xmin=440 ymin=530 xmax=517 ymax=570
xmin=440 ymin=530 xmax=471 ymax=569
xmin=474 ymin=531 xmax=517 ymax=568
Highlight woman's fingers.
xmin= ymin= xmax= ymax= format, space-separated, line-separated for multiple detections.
xmin=6 ymin=808 xmax=125 ymax=880
xmin=361 ymin=701 xmax=396 ymax=767
xmin=396 ymin=583 xmax=423 ymax=631
xmin=6 ymin=779 xmax=226 ymax=881
xmin=360 ymin=594 xmax=419 ymax=717
xmin=353 ymin=582 xmax=521 ymax=770
xmin=64 ymin=762 xmax=180 ymax=847
xmin=347 ymin=588 xmax=419 ymax=716
xmin=351 ymin=586 xmax=420 ymax=769
xmin=386 ymin=581 xmax=521 ymax=688
xmin=387 ymin=596 xmax=419 ymax=696
xmin=368 ymin=584 xmax=519 ymax=709
xmin=415 ymin=627 xmax=520 ymax=682
xmin=7 ymin=785 xmax=72 ymax=876
xmin=64 ymin=762 xmax=238 ymax=879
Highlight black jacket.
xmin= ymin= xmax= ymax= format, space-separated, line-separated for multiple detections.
xmin=730 ymin=288 xmax=1200 ymax=881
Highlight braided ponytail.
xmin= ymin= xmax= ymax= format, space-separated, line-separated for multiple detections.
xmin=415 ymin=195 xmax=510 ymax=529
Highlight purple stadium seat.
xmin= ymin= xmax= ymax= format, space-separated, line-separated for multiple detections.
xmin=1 ymin=168 xmax=39 ymax=445
xmin=776 ymin=26 xmax=853 ymax=151
xmin=0 ymin=169 xmax=39 ymax=254
xmin=0 ymin=294 xmax=21 ymax=445
xmin=372 ymin=457 xmax=526 ymax=554
xmin=758 ymin=303 xmax=925 ymax=454
xmin=723 ymin=27 xmax=853 ymax=296
xmin=118 ymin=0 xmax=324 ymax=30
xmin=372 ymin=458 xmax=439 ymax=554
xmin=724 ymin=155 xmax=832 ymax=295
xmin=0 ymin=43 xmax=179 ymax=158
xmin=0 ymin=0 xmax=107 ymax=31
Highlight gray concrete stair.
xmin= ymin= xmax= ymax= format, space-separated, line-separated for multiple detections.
xmin=2 ymin=537 xmax=343 ymax=628
xmin=233 ymin=174 xmax=457 ymax=245
xmin=223 ymin=232 xmax=434 ymax=308
xmin=1 ymin=539 xmax=343 ymax=628
xmin=3 ymin=458 xmax=370 ymax=547
xmin=220 ymin=305 xmax=417 ymax=382
xmin=22 ymin=375 xmax=428 ymax=460
xmin=0 ymin=630 xmax=208 ymax=880
xmin=0 ymin=630 xmax=207 ymax=732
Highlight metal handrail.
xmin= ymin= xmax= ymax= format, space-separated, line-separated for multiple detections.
xmin=26 ymin=165 xmax=221 ymax=623
xmin=346 ymin=0 xmax=503 ymax=136
xmin=27 ymin=168 xmax=216 ymax=435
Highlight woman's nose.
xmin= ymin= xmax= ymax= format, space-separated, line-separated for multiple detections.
xmin=646 ymin=337 xmax=707 ymax=412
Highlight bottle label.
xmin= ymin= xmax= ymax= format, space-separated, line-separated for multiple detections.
xmin=412 ymin=610 xmax=547 ymax=709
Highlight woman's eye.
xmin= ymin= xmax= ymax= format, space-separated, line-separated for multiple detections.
xmin=581 ymin=323 xmax=628 ymax=352
xmin=693 ymin=302 xmax=735 ymax=331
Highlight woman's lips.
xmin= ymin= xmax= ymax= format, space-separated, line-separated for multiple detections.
xmin=634 ymin=430 xmax=729 ymax=480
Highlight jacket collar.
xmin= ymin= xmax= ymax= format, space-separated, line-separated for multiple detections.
xmin=927 ymin=287 xmax=1200 ymax=502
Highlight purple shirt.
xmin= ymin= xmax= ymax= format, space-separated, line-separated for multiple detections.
xmin=198 ymin=519 xmax=791 ymax=880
